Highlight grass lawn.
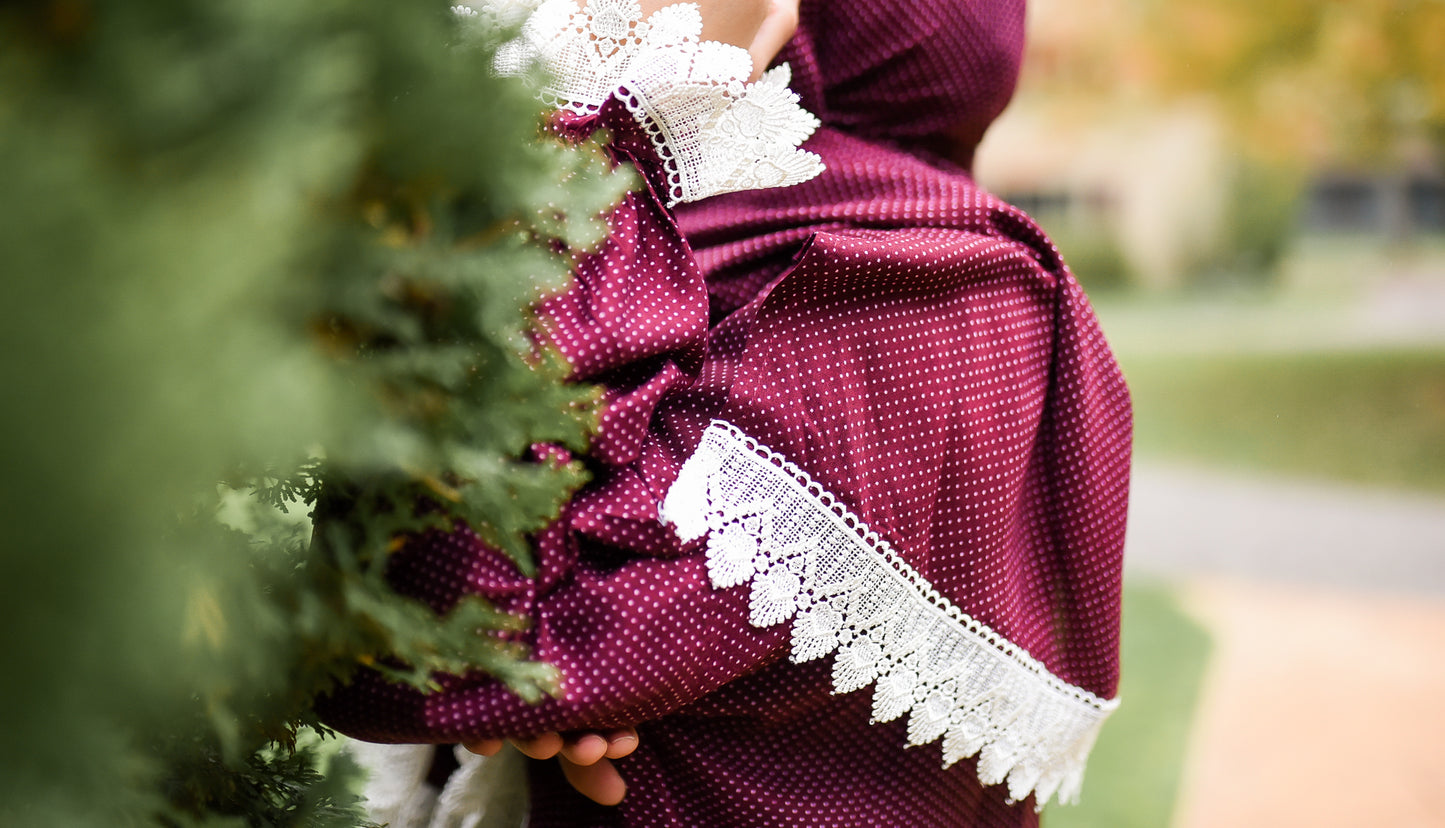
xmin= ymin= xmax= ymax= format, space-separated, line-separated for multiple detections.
xmin=1052 ymin=308 xmax=1445 ymax=825
xmin=1120 ymin=349 xmax=1445 ymax=492
xmin=1044 ymin=583 xmax=1212 ymax=828
xmin=1055 ymin=280 xmax=1445 ymax=825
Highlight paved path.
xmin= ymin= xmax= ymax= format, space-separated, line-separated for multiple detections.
xmin=1095 ymin=272 xmax=1445 ymax=357
xmin=1125 ymin=463 xmax=1445 ymax=596
xmin=1122 ymin=465 xmax=1445 ymax=827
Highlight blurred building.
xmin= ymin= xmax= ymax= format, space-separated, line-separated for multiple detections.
xmin=1304 ymin=172 xmax=1445 ymax=238
xmin=975 ymin=0 xmax=1445 ymax=291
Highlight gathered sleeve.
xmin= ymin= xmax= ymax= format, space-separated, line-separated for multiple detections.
xmin=316 ymin=119 xmax=791 ymax=743
xmin=316 ymin=0 xmax=824 ymax=742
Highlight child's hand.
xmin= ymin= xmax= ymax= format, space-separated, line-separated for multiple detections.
xmin=464 ymin=728 xmax=640 ymax=806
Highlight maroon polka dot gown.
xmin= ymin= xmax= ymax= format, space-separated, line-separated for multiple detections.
xmin=317 ymin=1 xmax=1133 ymax=825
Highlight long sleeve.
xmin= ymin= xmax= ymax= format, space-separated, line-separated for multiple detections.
xmin=318 ymin=0 xmax=825 ymax=743
xmin=316 ymin=103 xmax=796 ymax=741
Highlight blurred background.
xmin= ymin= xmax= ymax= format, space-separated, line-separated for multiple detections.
xmin=975 ymin=0 xmax=1445 ymax=825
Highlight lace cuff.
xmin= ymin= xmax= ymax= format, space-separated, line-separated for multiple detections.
xmin=458 ymin=0 xmax=824 ymax=206
xmin=661 ymin=421 xmax=1119 ymax=809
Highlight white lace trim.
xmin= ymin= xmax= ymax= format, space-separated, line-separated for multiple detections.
xmin=459 ymin=0 xmax=823 ymax=206
xmin=660 ymin=420 xmax=1119 ymax=809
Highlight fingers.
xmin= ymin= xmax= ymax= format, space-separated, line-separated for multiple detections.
xmin=487 ymin=727 xmax=638 ymax=763
xmin=461 ymin=737 xmax=504 ymax=757
xmin=746 ymin=0 xmax=800 ymax=80
xmin=560 ymin=731 xmax=609 ymax=765
xmin=560 ymin=728 xmax=636 ymax=804
xmin=559 ymin=755 xmax=628 ymax=806
xmin=604 ymin=728 xmax=639 ymax=759
xmin=509 ymin=731 xmax=565 ymax=760
xmin=460 ymin=729 xmax=640 ymax=807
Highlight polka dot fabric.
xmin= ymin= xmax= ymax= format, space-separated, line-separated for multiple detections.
xmin=317 ymin=1 xmax=1131 ymax=825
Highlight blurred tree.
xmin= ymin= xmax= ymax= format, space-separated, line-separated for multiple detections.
xmin=0 ymin=1 xmax=628 ymax=826
xmin=998 ymin=0 xmax=1444 ymax=285
xmin=1141 ymin=0 xmax=1445 ymax=168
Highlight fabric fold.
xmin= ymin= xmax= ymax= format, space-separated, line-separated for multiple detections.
xmin=661 ymin=420 xmax=1116 ymax=809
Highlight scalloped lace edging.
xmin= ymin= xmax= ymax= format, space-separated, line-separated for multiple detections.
xmin=456 ymin=0 xmax=823 ymax=206
xmin=660 ymin=420 xmax=1119 ymax=809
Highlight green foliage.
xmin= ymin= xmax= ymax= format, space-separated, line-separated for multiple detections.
xmin=155 ymin=735 xmax=370 ymax=828
xmin=1189 ymin=157 xmax=1303 ymax=288
xmin=1125 ymin=349 xmax=1445 ymax=491
xmin=1141 ymin=0 xmax=1445 ymax=165
xmin=1213 ymin=158 xmax=1301 ymax=281
xmin=0 ymin=1 xmax=631 ymax=826
xmin=1052 ymin=227 xmax=1133 ymax=293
